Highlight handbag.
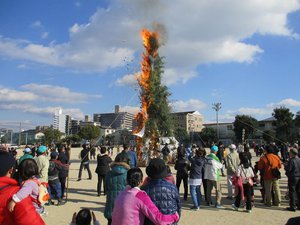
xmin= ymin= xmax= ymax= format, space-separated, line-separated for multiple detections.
xmin=266 ymin=155 xmax=281 ymax=179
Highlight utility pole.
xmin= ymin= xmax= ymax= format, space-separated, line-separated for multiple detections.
xmin=212 ymin=103 xmax=222 ymax=141
xmin=18 ymin=122 xmax=21 ymax=146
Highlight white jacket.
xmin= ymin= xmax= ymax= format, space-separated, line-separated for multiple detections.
xmin=204 ymin=155 xmax=223 ymax=181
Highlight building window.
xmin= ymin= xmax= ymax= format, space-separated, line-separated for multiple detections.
xmin=227 ymin=125 xmax=233 ymax=130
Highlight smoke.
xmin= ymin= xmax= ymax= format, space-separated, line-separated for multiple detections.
xmin=152 ymin=22 xmax=168 ymax=46
xmin=122 ymin=0 xmax=168 ymax=44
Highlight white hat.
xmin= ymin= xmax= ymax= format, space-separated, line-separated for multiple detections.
xmin=24 ymin=147 xmax=31 ymax=153
xmin=229 ymin=144 xmax=236 ymax=150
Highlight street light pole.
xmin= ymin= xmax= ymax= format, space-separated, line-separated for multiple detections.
xmin=18 ymin=122 xmax=21 ymax=146
xmin=212 ymin=103 xmax=222 ymax=141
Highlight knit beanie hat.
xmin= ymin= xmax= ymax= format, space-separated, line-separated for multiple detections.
xmin=146 ymin=158 xmax=168 ymax=179
xmin=211 ymin=145 xmax=219 ymax=152
xmin=38 ymin=145 xmax=47 ymax=154
xmin=0 ymin=151 xmax=16 ymax=176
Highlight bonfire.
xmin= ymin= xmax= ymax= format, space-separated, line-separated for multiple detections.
xmin=133 ymin=28 xmax=173 ymax=164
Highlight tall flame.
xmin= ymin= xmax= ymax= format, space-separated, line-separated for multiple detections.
xmin=133 ymin=29 xmax=159 ymax=157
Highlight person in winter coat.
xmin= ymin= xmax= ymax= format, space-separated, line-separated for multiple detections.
xmin=115 ymin=144 xmax=131 ymax=166
xmin=48 ymin=151 xmax=67 ymax=205
xmin=188 ymin=147 xmax=206 ymax=210
xmin=204 ymin=145 xmax=223 ymax=208
xmin=104 ymin=156 xmax=130 ymax=225
xmin=35 ymin=145 xmax=49 ymax=183
xmin=232 ymin=153 xmax=254 ymax=213
xmin=174 ymin=146 xmax=190 ymax=201
xmin=142 ymin=158 xmax=181 ymax=225
xmin=0 ymin=151 xmax=45 ymax=225
xmin=19 ymin=147 xmax=33 ymax=164
xmin=285 ymin=148 xmax=300 ymax=211
xmin=225 ymin=144 xmax=240 ymax=199
xmin=8 ymin=158 xmax=46 ymax=215
xmin=95 ymin=146 xmax=112 ymax=196
xmin=258 ymin=145 xmax=281 ymax=207
xmin=111 ymin=168 xmax=179 ymax=225
xmin=58 ymin=145 xmax=69 ymax=199
xmin=128 ymin=146 xmax=138 ymax=168
xmin=77 ymin=144 xmax=92 ymax=181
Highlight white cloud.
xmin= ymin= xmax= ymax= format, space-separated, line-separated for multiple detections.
xmin=0 ymin=103 xmax=84 ymax=119
xmin=0 ymin=84 xmax=101 ymax=104
xmin=31 ymin=21 xmax=42 ymax=28
xmin=120 ymin=105 xmax=140 ymax=114
xmin=41 ymin=32 xmax=49 ymax=39
xmin=115 ymin=73 xmax=138 ymax=87
xmin=267 ymin=98 xmax=300 ymax=107
xmin=0 ymin=0 xmax=299 ymax=83
xmin=21 ymin=83 xmax=102 ymax=103
xmin=75 ymin=1 xmax=81 ymax=7
xmin=0 ymin=87 xmax=38 ymax=102
xmin=171 ymin=99 xmax=207 ymax=112
xmin=0 ymin=120 xmax=34 ymax=131
xmin=219 ymin=97 xmax=300 ymax=122
xmin=162 ymin=69 xmax=198 ymax=85
xmin=17 ymin=64 xmax=28 ymax=69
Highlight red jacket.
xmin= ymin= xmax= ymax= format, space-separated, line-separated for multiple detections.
xmin=0 ymin=176 xmax=45 ymax=225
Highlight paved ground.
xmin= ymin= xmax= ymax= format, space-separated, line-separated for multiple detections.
xmin=41 ymin=148 xmax=299 ymax=225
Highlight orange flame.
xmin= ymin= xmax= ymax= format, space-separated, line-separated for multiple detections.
xmin=133 ymin=29 xmax=160 ymax=161
xmin=133 ymin=29 xmax=159 ymax=136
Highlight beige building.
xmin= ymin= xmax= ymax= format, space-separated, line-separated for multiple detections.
xmin=172 ymin=111 xmax=204 ymax=133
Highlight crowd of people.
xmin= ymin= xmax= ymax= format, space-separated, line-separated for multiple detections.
xmin=0 ymin=140 xmax=300 ymax=225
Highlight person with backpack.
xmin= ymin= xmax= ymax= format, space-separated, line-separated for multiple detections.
xmin=258 ymin=145 xmax=282 ymax=207
xmin=0 ymin=151 xmax=45 ymax=225
xmin=231 ymin=154 xmax=254 ymax=213
xmin=8 ymin=158 xmax=48 ymax=215
xmin=95 ymin=146 xmax=112 ymax=196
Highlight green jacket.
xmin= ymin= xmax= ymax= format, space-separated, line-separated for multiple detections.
xmin=19 ymin=153 xmax=33 ymax=164
xmin=104 ymin=162 xmax=130 ymax=219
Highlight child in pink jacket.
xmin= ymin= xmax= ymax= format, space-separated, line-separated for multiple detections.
xmin=111 ymin=168 xmax=179 ymax=225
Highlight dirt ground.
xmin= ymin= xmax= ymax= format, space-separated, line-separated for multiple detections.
xmin=40 ymin=147 xmax=299 ymax=225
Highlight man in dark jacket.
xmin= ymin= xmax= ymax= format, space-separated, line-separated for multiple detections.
xmin=285 ymin=148 xmax=300 ymax=211
xmin=58 ymin=146 xmax=69 ymax=199
xmin=142 ymin=158 xmax=181 ymax=225
xmin=77 ymin=144 xmax=92 ymax=181
xmin=174 ymin=146 xmax=190 ymax=201
xmin=95 ymin=146 xmax=112 ymax=196
xmin=0 ymin=151 xmax=45 ymax=225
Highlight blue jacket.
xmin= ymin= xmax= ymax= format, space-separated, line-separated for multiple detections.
xmin=104 ymin=162 xmax=130 ymax=219
xmin=142 ymin=178 xmax=181 ymax=225
xmin=189 ymin=156 xmax=206 ymax=179
xmin=128 ymin=150 xmax=137 ymax=168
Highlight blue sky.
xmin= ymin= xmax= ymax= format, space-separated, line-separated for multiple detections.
xmin=0 ymin=0 xmax=300 ymax=131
